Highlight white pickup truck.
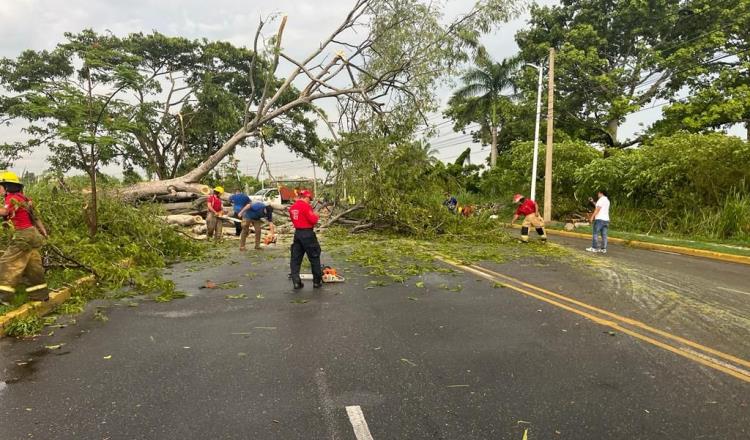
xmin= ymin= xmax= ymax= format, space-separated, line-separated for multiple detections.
xmin=250 ymin=188 xmax=286 ymax=211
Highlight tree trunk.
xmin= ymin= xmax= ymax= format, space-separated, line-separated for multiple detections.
xmin=119 ymin=127 xmax=250 ymax=201
xmin=745 ymin=120 xmax=750 ymax=142
xmin=490 ymin=125 xmax=498 ymax=168
xmin=86 ymin=166 xmax=98 ymax=238
xmin=606 ymin=119 xmax=619 ymax=147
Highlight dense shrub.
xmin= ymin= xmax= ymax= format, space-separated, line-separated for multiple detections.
xmin=479 ymin=140 xmax=601 ymax=214
xmin=575 ymin=132 xmax=750 ymax=209
xmin=0 ymin=177 xmax=204 ymax=305
xmin=571 ymin=132 xmax=750 ymax=239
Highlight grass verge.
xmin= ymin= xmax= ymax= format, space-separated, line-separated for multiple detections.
xmin=545 ymin=222 xmax=750 ymax=257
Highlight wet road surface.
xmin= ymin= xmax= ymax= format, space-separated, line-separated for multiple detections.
xmin=1 ymin=241 xmax=748 ymax=439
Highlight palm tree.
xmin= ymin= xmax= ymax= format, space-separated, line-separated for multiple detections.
xmin=449 ymin=56 xmax=519 ymax=168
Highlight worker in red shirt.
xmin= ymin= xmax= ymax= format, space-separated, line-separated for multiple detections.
xmin=510 ymin=193 xmax=547 ymax=243
xmin=205 ymin=186 xmax=225 ymax=241
xmin=0 ymin=171 xmax=49 ymax=304
xmin=288 ymin=190 xmax=322 ymax=289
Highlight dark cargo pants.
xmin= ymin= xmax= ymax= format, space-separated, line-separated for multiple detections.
xmin=290 ymin=229 xmax=322 ymax=283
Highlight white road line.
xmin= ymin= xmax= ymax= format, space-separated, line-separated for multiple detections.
xmin=346 ymin=405 xmax=375 ymax=440
xmin=717 ymin=286 xmax=750 ymax=296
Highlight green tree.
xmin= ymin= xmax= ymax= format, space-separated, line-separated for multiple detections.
xmin=115 ymin=33 xmax=322 ymax=179
xmin=515 ymin=0 xmax=714 ymax=147
xmin=652 ymin=0 xmax=750 ymax=139
xmin=0 ymin=30 xmax=140 ymax=236
xmin=445 ymin=56 xmax=519 ymax=168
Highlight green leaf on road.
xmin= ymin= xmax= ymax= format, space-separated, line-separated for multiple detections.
xmin=400 ymin=358 xmax=417 ymax=367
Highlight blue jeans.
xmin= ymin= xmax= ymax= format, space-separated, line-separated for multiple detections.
xmin=592 ymin=220 xmax=609 ymax=250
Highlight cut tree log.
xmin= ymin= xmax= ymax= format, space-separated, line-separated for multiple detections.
xmin=163 ymin=201 xmax=205 ymax=212
xmin=155 ymin=192 xmax=199 ymax=202
xmin=162 ymin=215 xmax=205 ymax=227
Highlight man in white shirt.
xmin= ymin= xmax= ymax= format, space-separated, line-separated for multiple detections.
xmin=587 ymin=190 xmax=610 ymax=253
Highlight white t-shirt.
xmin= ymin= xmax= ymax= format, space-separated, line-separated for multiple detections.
xmin=595 ymin=196 xmax=610 ymax=221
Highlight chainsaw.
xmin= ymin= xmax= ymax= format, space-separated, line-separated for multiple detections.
xmin=298 ymin=266 xmax=345 ymax=283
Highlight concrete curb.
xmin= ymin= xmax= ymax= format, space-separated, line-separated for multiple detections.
xmin=507 ymin=224 xmax=750 ymax=266
xmin=0 ymin=275 xmax=96 ymax=337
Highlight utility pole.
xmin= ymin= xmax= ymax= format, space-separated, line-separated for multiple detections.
xmin=543 ymin=47 xmax=555 ymax=222
xmin=526 ymin=63 xmax=544 ymax=201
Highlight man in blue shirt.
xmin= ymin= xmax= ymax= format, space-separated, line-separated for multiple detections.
xmin=443 ymin=192 xmax=458 ymax=213
xmin=228 ymin=188 xmax=251 ymax=236
xmin=238 ymin=201 xmax=276 ymax=251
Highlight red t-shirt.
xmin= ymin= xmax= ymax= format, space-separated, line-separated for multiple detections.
xmin=207 ymin=195 xmax=223 ymax=213
xmin=515 ymin=199 xmax=538 ymax=216
xmin=4 ymin=193 xmax=34 ymax=229
xmin=289 ymin=200 xmax=319 ymax=229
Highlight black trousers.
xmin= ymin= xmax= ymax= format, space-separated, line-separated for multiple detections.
xmin=233 ymin=211 xmax=242 ymax=236
xmin=290 ymin=229 xmax=322 ymax=282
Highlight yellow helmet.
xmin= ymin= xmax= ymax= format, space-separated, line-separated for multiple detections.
xmin=0 ymin=170 xmax=21 ymax=184
xmin=214 ymin=186 xmax=225 ymax=194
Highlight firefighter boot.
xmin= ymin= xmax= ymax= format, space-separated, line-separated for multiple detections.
xmin=27 ymin=285 xmax=50 ymax=302
xmin=520 ymin=227 xmax=530 ymax=243
xmin=292 ymin=276 xmax=304 ymax=290
xmin=0 ymin=286 xmax=15 ymax=306
xmin=536 ymin=227 xmax=548 ymax=242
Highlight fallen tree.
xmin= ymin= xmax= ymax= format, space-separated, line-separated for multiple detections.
xmin=116 ymin=0 xmax=519 ymax=201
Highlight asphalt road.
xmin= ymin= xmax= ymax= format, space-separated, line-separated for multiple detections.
xmin=516 ymin=231 xmax=750 ymax=358
xmin=1 ymin=241 xmax=748 ymax=439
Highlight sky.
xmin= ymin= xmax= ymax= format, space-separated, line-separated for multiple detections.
xmin=0 ymin=0 xmax=697 ymax=180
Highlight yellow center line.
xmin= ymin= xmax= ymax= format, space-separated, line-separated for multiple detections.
xmin=433 ymin=255 xmax=750 ymax=384
xmin=471 ymin=262 xmax=750 ymax=370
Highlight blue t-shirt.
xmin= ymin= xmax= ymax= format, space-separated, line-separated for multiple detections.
xmin=244 ymin=202 xmax=270 ymax=220
xmin=443 ymin=196 xmax=457 ymax=210
xmin=229 ymin=193 xmax=251 ymax=213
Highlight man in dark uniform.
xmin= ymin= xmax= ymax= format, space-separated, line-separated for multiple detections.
xmin=288 ymin=190 xmax=322 ymax=290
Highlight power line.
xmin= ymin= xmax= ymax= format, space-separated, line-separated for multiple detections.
xmin=635 ymin=47 xmax=750 ymax=91
xmin=425 ymin=122 xmax=481 ymax=140
xmin=413 ymin=119 xmax=453 ymax=134
xmin=428 ymin=134 xmax=477 ymax=148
